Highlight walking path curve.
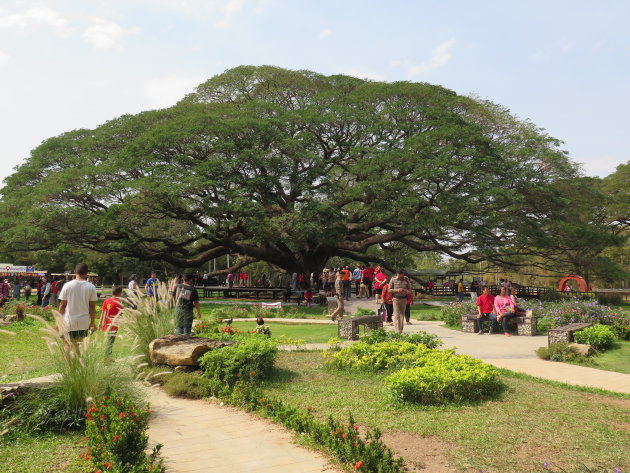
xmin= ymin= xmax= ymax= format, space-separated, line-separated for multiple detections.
xmin=403 ymin=320 xmax=630 ymax=394
xmin=145 ymin=387 xmax=340 ymax=473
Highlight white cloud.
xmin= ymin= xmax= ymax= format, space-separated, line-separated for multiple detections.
xmin=215 ymin=0 xmax=244 ymax=28
xmin=82 ymin=19 xmax=138 ymax=50
xmin=144 ymin=74 xmax=207 ymax=109
xmin=318 ymin=28 xmax=332 ymax=38
xmin=0 ymin=50 xmax=10 ymax=65
xmin=407 ymin=39 xmax=455 ymax=76
xmin=0 ymin=6 xmax=67 ymax=29
xmin=343 ymin=68 xmax=385 ymax=82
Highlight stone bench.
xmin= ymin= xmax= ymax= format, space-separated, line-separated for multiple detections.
xmin=548 ymin=322 xmax=593 ymax=345
xmin=461 ymin=312 xmax=538 ymax=336
xmin=338 ymin=314 xmax=383 ymax=340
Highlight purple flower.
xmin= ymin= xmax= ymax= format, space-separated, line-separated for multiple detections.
xmin=543 ymin=462 xmax=550 ymax=469
xmin=615 ymin=467 xmax=621 ymax=473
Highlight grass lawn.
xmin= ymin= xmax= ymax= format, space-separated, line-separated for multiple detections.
xmin=591 ymin=340 xmax=630 ymax=375
xmin=409 ymin=304 xmax=442 ymax=320
xmin=229 ymin=320 xmax=339 ymax=344
xmin=261 ymin=351 xmax=630 ymax=473
xmin=200 ymin=303 xmax=328 ymax=319
xmin=0 ymin=432 xmax=88 ymax=473
xmin=0 ymin=319 xmax=59 ymax=383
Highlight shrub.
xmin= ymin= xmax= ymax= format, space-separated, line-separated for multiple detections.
xmin=85 ymin=393 xmax=164 ymax=472
xmin=324 ymin=341 xmax=433 ymax=371
xmin=118 ymin=282 xmax=177 ymax=363
xmin=535 ymin=343 xmax=593 ymax=364
xmin=256 ymin=399 xmax=404 ymax=473
xmin=354 ymin=307 xmax=376 ymax=317
xmin=162 ymin=372 xmax=210 ymax=399
xmin=361 ymin=328 xmax=442 ymax=349
xmin=440 ymin=301 xmax=476 ymax=327
xmin=0 ymin=386 xmax=85 ymax=436
xmin=199 ymin=336 xmax=277 ymax=395
xmin=384 ymin=353 xmax=501 ymax=404
xmin=253 ymin=324 xmax=272 ymax=337
xmin=573 ymin=324 xmax=616 ymax=350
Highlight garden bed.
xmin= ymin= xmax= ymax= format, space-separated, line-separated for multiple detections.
xmin=261 ymin=351 xmax=630 ymax=472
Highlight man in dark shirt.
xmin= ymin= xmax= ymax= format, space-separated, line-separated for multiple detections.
xmin=172 ymin=273 xmax=202 ymax=336
xmin=475 ymin=286 xmax=496 ymax=334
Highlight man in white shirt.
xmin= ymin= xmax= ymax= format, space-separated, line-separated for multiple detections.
xmin=58 ymin=263 xmax=98 ymax=341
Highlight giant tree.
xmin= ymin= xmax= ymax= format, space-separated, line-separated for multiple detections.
xmin=0 ymin=66 xmax=579 ymax=274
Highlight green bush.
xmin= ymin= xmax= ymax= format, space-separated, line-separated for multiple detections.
xmin=199 ymin=336 xmax=277 ymax=395
xmin=384 ymin=353 xmax=501 ymax=404
xmin=361 ymin=328 xmax=442 ymax=349
xmin=85 ymin=393 xmax=164 ymax=472
xmin=162 ymin=372 xmax=211 ymax=399
xmin=573 ymin=324 xmax=616 ymax=350
xmin=535 ymin=343 xmax=593 ymax=364
xmin=0 ymin=387 xmax=84 ymax=436
xmin=324 ymin=341 xmax=433 ymax=371
xmin=257 ymin=399 xmax=404 ymax=473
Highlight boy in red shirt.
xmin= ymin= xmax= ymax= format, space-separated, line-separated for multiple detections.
xmin=100 ymin=286 xmax=123 ymax=355
xmin=475 ymin=286 xmax=495 ymax=334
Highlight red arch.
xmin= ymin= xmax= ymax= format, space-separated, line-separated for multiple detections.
xmin=557 ymin=275 xmax=590 ymax=292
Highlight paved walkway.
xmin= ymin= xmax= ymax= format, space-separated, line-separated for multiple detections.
xmin=402 ymin=320 xmax=630 ymax=394
xmin=146 ymin=387 xmax=340 ymax=473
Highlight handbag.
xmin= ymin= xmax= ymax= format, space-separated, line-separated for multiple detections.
xmin=378 ymin=304 xmax=387 ymax=322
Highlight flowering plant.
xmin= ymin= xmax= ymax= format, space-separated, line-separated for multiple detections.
xmin=84 ymin=393 xmax=164 ymax=472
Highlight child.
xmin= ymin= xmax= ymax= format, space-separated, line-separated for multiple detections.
xmin=304 ymin=288 xmax=313 ymax=308
xmin=99 ymin=286 xmax=123 ymax=356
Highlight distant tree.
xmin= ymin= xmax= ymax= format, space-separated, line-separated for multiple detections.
xmin=0 ymin=66 xmax=580 ymax=275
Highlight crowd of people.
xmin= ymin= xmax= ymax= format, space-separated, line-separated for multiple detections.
xmin=475 ymin=285 xmax=526 ymax=337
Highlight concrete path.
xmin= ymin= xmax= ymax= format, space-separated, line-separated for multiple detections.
xmin=402 ymin=320 xmax=630 ymax=394
xmin=146 ymin=387 xmax=340 ymax=473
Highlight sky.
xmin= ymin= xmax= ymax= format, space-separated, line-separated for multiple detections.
xmin=1 ymin=0 xmax=629 ymax=186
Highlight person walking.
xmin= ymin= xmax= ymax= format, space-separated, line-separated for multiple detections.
xmin=388 ymin=269 xmax=411 ymax=334
xmin=12 ymin=279 xmax=21 ymax=301
xmin=340 ymin=266 xmax=351 ymax=300
xmin=172 ymin=273 xmax=202 ymax=336
xmin=361 ymin=264 xmax=374 ymax=298
xmin=58 ymin=263 xmax=98 ymax=342
xmin=144 ymin=271 xmax=160 ymax=299
xmin=456 ymin=278 xmax=465 ymax=303
xmin=330 ymin=271 xmax=345 ymax=322
xmin=41 ymin=276 xmax=52 ymax=307
xmin=352 ymin=265 xmax=362 ymax=296
xmin=23 ymin=281 xmax=32 ymax=301
xmin=99 ymin=286 xmax=123 ymax=356
xmin=373 ymin=267 xmax=387 ymax=304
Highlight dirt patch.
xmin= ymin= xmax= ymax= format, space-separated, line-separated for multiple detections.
xmin=381 ymin=431 xmax=458 ymax=473
xmin=598 ymin=397 xmax=630 ymax=410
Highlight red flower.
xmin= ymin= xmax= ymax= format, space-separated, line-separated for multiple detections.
xmin=119 ymin=412 xmax=127 ymax=419
xmin=342 ymin=433 xmax=347 ymax=439
xmin=353 ymin=425 xmax=359 ymax=431
xmin=112 ymin=434 xmax=121 ymax=442
xmin=104 ymin=462 xmax=112 ymax=469
xmin=100 ymin=414 xmax=106 ymax=420
xmin=353 ymin=443 xmax=358 ymax=447
xmin=354 ymin=460 xmax=364 ymax=470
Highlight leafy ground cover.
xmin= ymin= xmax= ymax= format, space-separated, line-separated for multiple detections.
xmin=261 ymin=350 xmax=630 ymax=473
xmin=200 ymin=303 xmax=328 ymax=319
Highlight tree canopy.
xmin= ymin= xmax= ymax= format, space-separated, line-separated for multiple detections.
xmin=0 ymin=65 xmax=583 ymax=274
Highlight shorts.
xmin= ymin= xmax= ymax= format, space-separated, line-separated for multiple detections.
xmin=374 ymin=288 xmax=382 ymax=295
xmin=68 ymin=329 xmax=89 ymax=340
